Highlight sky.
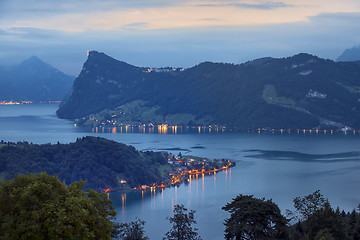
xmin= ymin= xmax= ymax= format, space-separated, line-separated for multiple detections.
xmin=1 ymin=0 xmax=360 ymax=75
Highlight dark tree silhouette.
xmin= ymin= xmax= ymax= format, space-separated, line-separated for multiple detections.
xmin=0 ymin=172 xmax=116 ymax=240
xmin=291 ymin=190 xmax=327 ymax=221
xmin=222 ymin=194 xmax=288 ymax=240
xmin=163 ymin=204 xmax=202 ymax=240
xmin=112 ymin=218 xmax=148 ymax=240
xmin=288 ymin=191 xmax=347 ymax=240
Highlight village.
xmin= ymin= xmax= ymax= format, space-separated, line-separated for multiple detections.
xmin=133 ymin=153 xmax=234 ymax=191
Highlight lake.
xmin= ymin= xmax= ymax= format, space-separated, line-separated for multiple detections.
xmin=1 ymin=104 xmax=360 ymax=239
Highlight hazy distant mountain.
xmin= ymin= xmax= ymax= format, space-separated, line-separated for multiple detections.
xmin=57 ymin=51 xmax=360 ymax=130
xmin=0 ymin=56 xmax=75 ymax=101
xmin=337 ymin=46 xmax=360 ymax=62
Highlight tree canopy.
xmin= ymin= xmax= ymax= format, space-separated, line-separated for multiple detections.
xmin=112 ymin=218 xmax=149 ymax=240
xmin=163 ymin=204 xmax=202 ymax=240
xmin=222 ymin=194 xmax=288 ymax=240
xmin=288 ymin=190 xmax=347 ymax=240
xmin=291 ymin=189 xmax=328 ymax=221
xmin=0 ymin=172 xmax=116 ymax=240
xmin=0 ymin=136 xmax=168 ymax=190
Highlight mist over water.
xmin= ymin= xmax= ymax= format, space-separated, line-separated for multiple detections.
xmin=1 ymin=104 xmax=360 ymax=239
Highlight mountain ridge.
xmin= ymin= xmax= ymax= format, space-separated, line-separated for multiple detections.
xmin=337 ymin=46 xmax=360 ymax=62
xmin=57 ymin=51 xmax=360 ymax=130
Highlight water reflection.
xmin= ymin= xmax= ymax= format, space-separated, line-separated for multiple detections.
xmin=90 ymin=125 xmax=360 ymax=135
xmin=3 ymin=104 xmax=360 ymax=240
xmin=121 ymin=194 xmax=126 ymax=214
xmin=113 ymin=170 xmax=229 ymax=219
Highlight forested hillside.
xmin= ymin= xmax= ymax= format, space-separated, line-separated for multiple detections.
xmin=0 ymin=137 xmax=168 ymax=190
xmin=57 ymin=51 xmax=360 ymax=130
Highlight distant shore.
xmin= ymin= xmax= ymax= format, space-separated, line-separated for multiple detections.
xmin=0 ymin=100 xmax=61 ymax=105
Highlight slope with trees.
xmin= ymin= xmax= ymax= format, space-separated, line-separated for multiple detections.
xmin=57 ymin=51 xmax=360 ymax=130
xmin=0 ymin=136 xmax=168 ymax=190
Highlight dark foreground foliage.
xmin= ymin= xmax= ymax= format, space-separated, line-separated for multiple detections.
xmin=112 ymin=218 xmax=149 ymax=240
xmin=0 ymin=172 xmax=116 ymax=240
xmin=222 ymin=194 xmax=288 ymax=240
xmin=221 ymin=191 xmax=360 ymax=240
xmin=1 ymin=174 xmax=359 ymax=240
xmin=163 ymin=204 xmax=202 ymax=240
xmin=287 ymin=190 xmax=353 ymax=240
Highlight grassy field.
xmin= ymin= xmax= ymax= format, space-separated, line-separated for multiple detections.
xmin=336 ymin=82 xmax=360 ymax=94
xmin=157 ymin=165 xmax=172 ymax=178
xmin=262 ymin=84 xmax=296 ymax=105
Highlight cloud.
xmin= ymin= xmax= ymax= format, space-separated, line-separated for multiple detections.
xmin=1 ymin=0 xmax=360 ymax=33
xmin=196 ymin=1 xmax=290 ymax=10
xmin=234 ymin=2 xmax=290 ymax=9
xmin=1 ymin=0 xmax=360 ymax=75
xmin=0 ymin=0 xmax=180 ymax=17
xmin=0 ymin=1 xmax=303 ymax=32
xmin=122 ymin=22 xmax=149 ymax=30
xmin=200 ymin=18 xmax=222 ymax=21
xmin=2 ymin=10 xmax=359 ymax=75
xmin=308 ymin=12 xmax=360 ymax=24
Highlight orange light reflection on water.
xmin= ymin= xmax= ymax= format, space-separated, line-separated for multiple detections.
xmin=175 ymin=186 xmax=177 ymax=205
xmin=121 ymin=194 xmax=126 ymax=214
xmin=115 ymin=165 xmax=232 ymax=216
xmin=202 ymin=173 xmax=205 ymax=193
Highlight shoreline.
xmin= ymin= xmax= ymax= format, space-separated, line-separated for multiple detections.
xmin=88 ymin=124 xmax=359 ymax=136
xmin=0 ymin=101 xmax=61 ymax=105
xmin=103 ymin=156 xmax=235 ymax=196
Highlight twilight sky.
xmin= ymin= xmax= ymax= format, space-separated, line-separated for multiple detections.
xmin=1 ymin=0 xmax=360 ymax=75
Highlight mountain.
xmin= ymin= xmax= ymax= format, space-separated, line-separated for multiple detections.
xmin=57 ymin=51 xmax=360 ymax=130
xmin=337 ymin=46 xmax=360 ymax=62
xmin=0 ymin=56 xmax=75 ymax=101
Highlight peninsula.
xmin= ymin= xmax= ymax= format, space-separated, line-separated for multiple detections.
xmin=0 ymin=137 xmax=233 ymax=191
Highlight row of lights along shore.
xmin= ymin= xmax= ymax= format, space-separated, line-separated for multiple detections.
xmin=87 ymin=124 xmax=359 ymax=135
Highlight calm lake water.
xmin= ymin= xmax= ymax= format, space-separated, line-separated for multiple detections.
xmin=1 ymin=104 xmax=360 ymax=239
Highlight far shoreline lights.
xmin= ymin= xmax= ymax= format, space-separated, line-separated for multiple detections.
xmin=87 ymin=124 xmax=359 ymax=135
xmin=0 ymin=100 xmax=32 ymax=105
xmin=0 ymin=100 xmax=61 ymax=105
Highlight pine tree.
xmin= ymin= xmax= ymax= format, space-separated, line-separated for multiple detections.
xmin=163 ymin=204 xmax=202 ymax=240
xmin=222 ymin=194 xmax=288 ymax=240
xmin=112 ymin=218 xmax=148 ymax=240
